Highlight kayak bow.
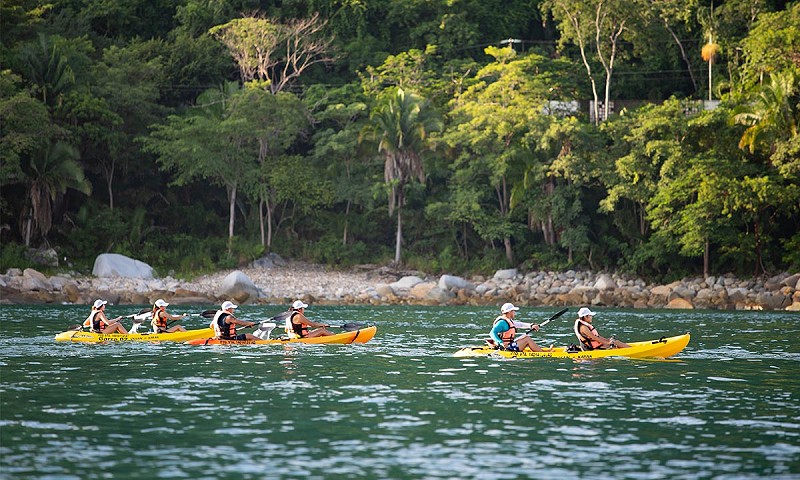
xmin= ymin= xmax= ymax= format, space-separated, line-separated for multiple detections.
xmin=453 ymin=333 xmax=690 ymax=359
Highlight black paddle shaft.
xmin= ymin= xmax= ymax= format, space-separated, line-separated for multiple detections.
xmin=524 ymin=308 xmax=569 ymax=335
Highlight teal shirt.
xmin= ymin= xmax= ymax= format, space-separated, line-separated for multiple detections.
xmin=490 ymin=317 xmax=513 ymax=345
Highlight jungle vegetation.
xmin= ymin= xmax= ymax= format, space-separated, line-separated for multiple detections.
xmin=1 ymin=0 xmax=798 ymax=281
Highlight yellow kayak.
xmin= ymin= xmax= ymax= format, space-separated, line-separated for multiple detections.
xmin=453 ymin=333 xmax=690 ymax=359
xmin=54 ymin=328 xmax=215 ymax=343
xmin=186 ymin=325 xmax=377 ymax=346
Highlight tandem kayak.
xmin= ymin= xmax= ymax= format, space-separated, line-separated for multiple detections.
xmin=54 ymin=328 xmax=215 ymax=343
xmin=186 ymin=325 xmax=377 ymax=346
xmin=453 ymin=333 xmax=690 ymax=359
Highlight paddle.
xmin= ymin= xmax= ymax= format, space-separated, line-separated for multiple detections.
xmin=524 ymin=307 xmax=569 ymax=335
xmin=324 ymin=322 xmax=368 ymax=332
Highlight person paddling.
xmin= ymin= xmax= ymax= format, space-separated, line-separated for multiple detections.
xmin=211 ymin=301 xmax=258 ymax=341
xmin=84 ymin=299 xmax=128 ymax=334
xmin=285 ymin=300 xmax=334 ymax=338
xmin=489 ymin=303 xmax=551 ymax=352
xmin=574 ymin=307 xmax=630 ymax=350
xmin=151 ymin=299 xmax=187 ymax=333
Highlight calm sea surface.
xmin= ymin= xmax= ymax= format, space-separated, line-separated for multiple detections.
xmin=1 ymin=304 xmax=798 ymax=479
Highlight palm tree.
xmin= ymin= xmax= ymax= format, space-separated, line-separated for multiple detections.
xmin=22 ymin=141 xmax=92 ymax=245
xmin=735 ymin=71 xmax=799 ymax=155
xmin=20 ymin=33 xmax=75 ymax=107
xmin=364 ymin=88 xmax=442 ymax=264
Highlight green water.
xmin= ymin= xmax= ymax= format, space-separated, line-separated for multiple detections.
xmin=1 ymin=304 xmax=798 ymax=479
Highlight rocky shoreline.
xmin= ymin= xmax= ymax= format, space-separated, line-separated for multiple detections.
xmin=2 ymin=257 xmax=799 ymax=311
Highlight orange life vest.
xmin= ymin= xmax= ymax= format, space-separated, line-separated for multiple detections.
xmin=152 ymin=309 xmax=168 ymax=332
xmin=493 ymin=315 xmax=517 ymax=346
xmin=574 ymin=319 xmax=603 ymax=350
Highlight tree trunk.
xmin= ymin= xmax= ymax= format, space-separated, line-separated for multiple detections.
xmin=708 ymin=59 xmax=712 ymax=101
xmin=342 ymin=200 xmax=351 ymax=246
xmin=266 ymin=195 xmax=273 ymax=249
xmin=227 ymin=183 xmax=237 ymax=248
xmin=664 ymin=21 xmax=698 ymax=92
xmin=259 ymin=199 xmax=266 ymax=247
xmin=394 ymin=207 xmax=402 ymax=264
xmin=504 ymin=236 xmax=513 ymax=264
xmin=107 ymin=176 xmax=114 ymax=211
xmin=23 ymin=208 xmax=32 ymax=247
xmin=563 ymin=9 xmax=601 ymax=125
xmin=703 ymin=238 xmax=710 ymax=278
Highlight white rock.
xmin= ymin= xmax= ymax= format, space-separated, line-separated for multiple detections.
xmin=594 ymin=274 xmax=618 ymax=291
xmin=493 ymin=269 xmax=518 ymax=280
xmin=391 ymin=276 xmax=425 ymax=290
xmin=22 ymin=268 xmax=51 ymax=291
xmin=92 ymin=253 xmax=154 ymax=279
xmin=438 ymin=274 xmax=475 ymax=291
xmin=216 ymin=270 xmax=260 ymax=303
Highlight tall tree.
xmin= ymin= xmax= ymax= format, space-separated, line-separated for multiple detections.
xmin=647 ymin=106 xmax=739 ymax=277
xmin=306 ymin=84 xmax=371 ymax=246
xmin=442 ymin=47 xmax=556 ymax=264
xmin=737 ymin=3 xmax=800 ymax=91
xmin=141 ymin=83 xmax=254 ymax=245
xmin=542 ymin=0 xmax=648 ymax=123
xmin=229 ymin=87 xmax=309 ymax=249
xmin=209 ymin=13 xmax=334 ymax=94
xmin=363 ymin=87 xmax=441 ymax=264
xmin=600 ymin=99 xmax=689 ymax=241
xmin=0 ymin=72 xmax=54 ymax=186
xmin=22 ymin=141 xmax=91 ymax=246
xmin=78 ymin=39 xmax=165 ymax=210
xmin=17 ymin=33 xmax=75 ymax=108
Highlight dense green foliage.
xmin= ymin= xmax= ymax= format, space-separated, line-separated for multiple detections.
xmin=1 ymin=0 xmax=798 ymax=280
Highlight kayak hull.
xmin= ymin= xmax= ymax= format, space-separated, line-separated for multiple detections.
xmin=453 ymin=333 xmax=690 ymax=359
xmin=54 ymin=328 xmax=215 ymax=343
xmin=186 ymin=326 xmax=377 ymax=345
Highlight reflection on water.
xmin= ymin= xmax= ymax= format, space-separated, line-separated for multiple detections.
xmin=1 ymin=304 xmax=799 ymax=478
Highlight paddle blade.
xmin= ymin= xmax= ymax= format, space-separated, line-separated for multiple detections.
xmin=269 ymin=311 xmax=292 ymax=323
xmin=199 ymin=309 xmax=217 ymax=318
xmin=548 ymin=307 xmax=569 ymax=321
xmin=338 ymin=322 xmax=367 ymax=332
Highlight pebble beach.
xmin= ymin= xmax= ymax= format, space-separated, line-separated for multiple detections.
xmin=2 ymin=255 xmax=799 ymax=312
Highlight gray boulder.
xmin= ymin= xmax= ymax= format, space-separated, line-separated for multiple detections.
xmin=438 ymin=274 xmax=475 ymax=292
xmin=493 ymin=269 xmax=518 ymax=280
xmin=92 ymin=253 xmax=154 ymax=279
xmin=22 ymin=268 xmax=51 ymax=291
xmin=216 ymin=270 xmax=260 ymax=304
xmin=390 ymin=276 xmax=425 ymax=291
xmin=594 ymin=274 xmax=618 ymax=291
xmin=24 ymin=247 xmax=59 ymax=267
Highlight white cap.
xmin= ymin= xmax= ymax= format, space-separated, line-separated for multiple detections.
xmin=292 ymin=300 xmax=309 ymax=310
xmin=578 ymin=307 xmax=597 ymax=318
xmin=500 ymin=302 xmax=519 ymax=314
xmin=93 ymin=299 xmax=107 ymax=309
xmin=155 ymin=299 xmax=169 ymax=308
xmin=221 ymin=301 xmax=238 ymax=311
